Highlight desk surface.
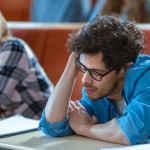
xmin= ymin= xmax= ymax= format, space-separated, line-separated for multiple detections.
xmin=0 ymin=130 xmax=122 ymax=150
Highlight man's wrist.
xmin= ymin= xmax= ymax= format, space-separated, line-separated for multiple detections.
xmin=78 ymin=123 xmax=93 ymax=136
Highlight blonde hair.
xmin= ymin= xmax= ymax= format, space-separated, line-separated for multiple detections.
xmin=0 ymin=12 xmax=9 ymax=40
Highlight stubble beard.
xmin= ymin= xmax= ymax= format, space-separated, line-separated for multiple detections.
xmin=85 ymin=80 xmax=119 ymax=101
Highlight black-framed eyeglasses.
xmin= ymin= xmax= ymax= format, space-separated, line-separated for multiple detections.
xmin=74 ymin=58 xmax=115 ymax=81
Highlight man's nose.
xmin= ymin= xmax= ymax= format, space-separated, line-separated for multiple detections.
xmin=82 ymin=71 xmax=93 ymax=85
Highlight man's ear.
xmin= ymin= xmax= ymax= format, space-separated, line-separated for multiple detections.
xmin=120 ymin=62 xmax=133 ymax=78
xmin=124 ymin=62 xmax=134 ymax=71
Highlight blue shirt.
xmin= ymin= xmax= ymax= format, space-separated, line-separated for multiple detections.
xmin=39 ymin=54 xmax=150 ymax=145
xmin=31 ymin=0 xmax=92 ymax=22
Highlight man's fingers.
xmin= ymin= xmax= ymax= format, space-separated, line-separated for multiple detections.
xmin=91 ymin=115 xmax=98 ymax=124
xmin=69 ymin=101 xmax=85 ymax=114
xmin=74 ymin=101 xmax=85 ymax=110
xmin=70 ymin=100 xmax=79 ymax=110
xmin=69 ymin=104 xmax=73 ymax=111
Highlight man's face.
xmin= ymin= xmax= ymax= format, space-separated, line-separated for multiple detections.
xmin=80 ymin=52 xmax=123 ymax=101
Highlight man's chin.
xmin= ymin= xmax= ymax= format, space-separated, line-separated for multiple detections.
xmin=86 ymin=91 xmax=108 ymax=101
xmin=86 ymin=94 xmax=102 ymax=101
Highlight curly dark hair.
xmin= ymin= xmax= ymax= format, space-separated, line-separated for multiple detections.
xmin=67 ymin=14 xmax=145 ymax=72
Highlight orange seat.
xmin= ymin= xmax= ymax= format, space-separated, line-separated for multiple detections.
xmin=0 ymin=0 xmax=32 ymax=21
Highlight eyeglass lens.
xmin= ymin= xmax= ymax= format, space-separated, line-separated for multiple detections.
xmin=75 ymin=61 xmax=102 ymax=81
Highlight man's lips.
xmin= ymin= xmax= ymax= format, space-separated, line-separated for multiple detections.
xmin=85 ymin=88 xmax=95 ymax=94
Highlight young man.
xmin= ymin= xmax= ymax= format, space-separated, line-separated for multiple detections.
xmin=39 ymin=14 xmax=150 ymax=145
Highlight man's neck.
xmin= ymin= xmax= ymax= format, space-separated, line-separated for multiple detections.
xmin=108 ymin=79 xmax=124 ymax=102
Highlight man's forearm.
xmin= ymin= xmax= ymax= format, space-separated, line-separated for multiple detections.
xmin=45 ymin=53 xmax=79 ymax=123
xmin=79 ymin=118 xmax=131 ymax=145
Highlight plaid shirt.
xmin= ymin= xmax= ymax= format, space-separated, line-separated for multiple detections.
xmin=0 ymin=38 xmax=54 ymax=119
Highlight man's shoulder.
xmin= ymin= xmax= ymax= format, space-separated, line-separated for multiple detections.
xmin=126 ymin=54 xmax=150 ymax=77
xmin=124 ymin=54 xmax=150 ymax=101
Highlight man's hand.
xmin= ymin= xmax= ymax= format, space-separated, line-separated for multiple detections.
xmin=68 ymin=101 xmax=98 ymax=135
xmin=68 ymin=101 xmax=130 ymax=145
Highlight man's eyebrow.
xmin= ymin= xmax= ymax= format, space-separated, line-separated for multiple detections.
xmin=90 ymin=68 xmax=107 ymax=72
xmin=81 ymin=62 xmax=107 ymax=72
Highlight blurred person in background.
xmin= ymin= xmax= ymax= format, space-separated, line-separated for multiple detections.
xmin=89 ymin=0 xmax=150 ymax=23
xmin=120 ymin=0 xmax=150 ymax=23
xmin=31 ymin=0 xmax=92 ymax=22
xmin=0 ymin=12 xmax=54 ymax=119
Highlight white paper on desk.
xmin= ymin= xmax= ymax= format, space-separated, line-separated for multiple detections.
xmin=0 ymin=114 xmax=39 ymax=138
xmin=101 ymin=143 xmax=150 ymax=150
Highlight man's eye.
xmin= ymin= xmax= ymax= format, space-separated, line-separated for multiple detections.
xmin=93 ymin=71 xmax=100 ymax=76
xmin=81 ymin=67 xmax=86 ymax=71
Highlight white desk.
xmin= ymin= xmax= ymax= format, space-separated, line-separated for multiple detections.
xmin=0 ymin=130 xmax=122 ymax=150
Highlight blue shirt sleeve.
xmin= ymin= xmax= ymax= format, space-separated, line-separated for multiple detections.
xmin=39 ymin=109 xmax=73 ymax=137
xmin=39 ymin=88 xmax=94 ymax=137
